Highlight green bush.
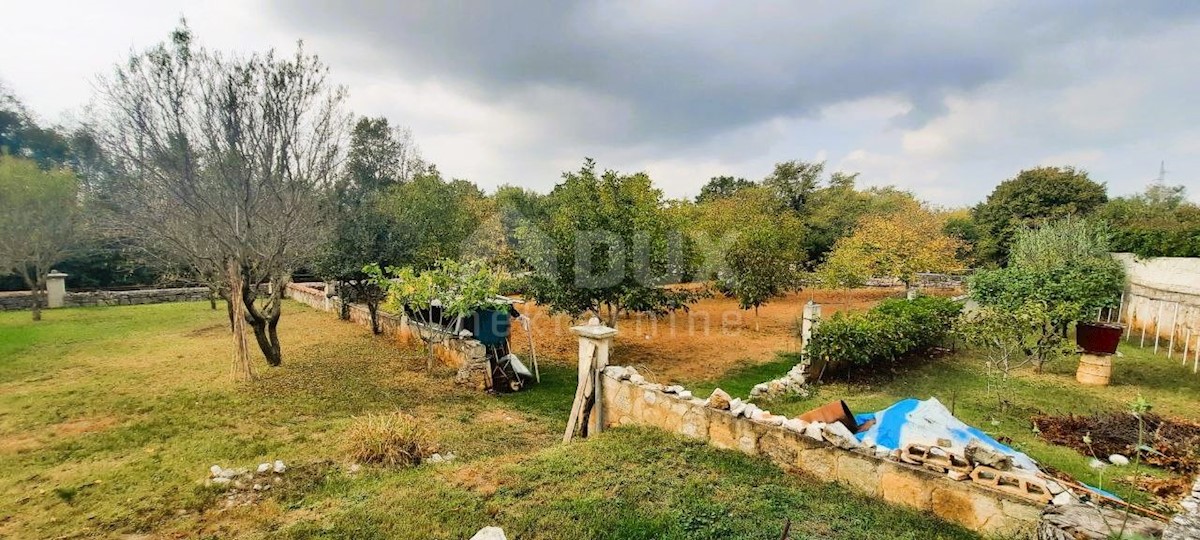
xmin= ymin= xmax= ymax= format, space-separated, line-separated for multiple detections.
xmin=804 ymin=296 xmax=961 ymax=371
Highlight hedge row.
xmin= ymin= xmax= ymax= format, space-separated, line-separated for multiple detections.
xmin=804 ymin=296 xmax=961 ymax=369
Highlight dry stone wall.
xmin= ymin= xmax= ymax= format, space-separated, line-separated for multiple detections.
xmin=1164 ymin=477 xmax=1200 ymax=539
xmin=598 ymin=366 xmax=1044 ymax=536
xmin=0 ymin=286 xmax=216 ymax=311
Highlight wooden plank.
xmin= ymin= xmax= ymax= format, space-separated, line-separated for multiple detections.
xmin=562 ymin=341 xmax=597 ymax=443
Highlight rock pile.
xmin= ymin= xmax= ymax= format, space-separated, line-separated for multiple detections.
xmin=206 ymin=460 xmax=293 ymax=509
xmin=749 ymin=362 xmax=812 ymax=401
xmin=425 ymin=452 xmax=457 ymax=464
xmin=1164 ymin=476 xmax=1200 ymax=539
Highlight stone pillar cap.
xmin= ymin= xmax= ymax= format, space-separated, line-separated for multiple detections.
xmin=571 ymin=321 xmax=617 ymax=339
xmin=47 ymin=271 xmax=69 ymax=278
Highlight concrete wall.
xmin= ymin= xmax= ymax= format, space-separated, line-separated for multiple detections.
xmin=284 ymin=282 xmax=490 ymax=388
xmin=1114 ymin=254 xmax=1200 ymax=354
xmin=597 ymin=370 xmax=1042 ymax=536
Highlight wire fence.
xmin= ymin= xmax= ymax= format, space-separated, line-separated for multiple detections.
xmin=1101 ymin=291 xmax=1199 ymax=373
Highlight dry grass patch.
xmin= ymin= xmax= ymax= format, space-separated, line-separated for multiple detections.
xmin=344 ymin=411 xmax=438 ymax=467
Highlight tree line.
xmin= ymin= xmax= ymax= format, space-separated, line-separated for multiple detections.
xmin=2 ymin=23 xmax=1197 ymax=374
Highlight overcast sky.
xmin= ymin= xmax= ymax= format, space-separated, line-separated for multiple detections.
xmin=2 ymin=1 xmax=1198 ymax=206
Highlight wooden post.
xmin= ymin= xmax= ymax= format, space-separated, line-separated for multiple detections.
xmin=1167 ymin=303 xmax=1179 ymax=358
xmin=563 ymin=319 xmax=617 ymax=442
xmin=1152 ymin=302 xmax=1164 ymax=352
xmin=1183 ymin=329 xmax=1192 ymax=367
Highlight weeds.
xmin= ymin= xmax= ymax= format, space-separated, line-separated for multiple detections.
xmin=344 ymin=411 xmax=438 ymax=467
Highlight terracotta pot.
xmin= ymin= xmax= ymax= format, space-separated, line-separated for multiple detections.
xmin=1076 ymin=322 xmax=1123 ymax=355
xmin=797 ymin=400 xmax=858 ymax=432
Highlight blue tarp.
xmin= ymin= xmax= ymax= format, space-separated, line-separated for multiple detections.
xmin=853 ymin=398 xmax=1039 ymax=472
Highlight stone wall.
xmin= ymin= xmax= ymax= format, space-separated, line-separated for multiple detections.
xmin=0 ymin=286 xmax=216 ymax=311
xmin=1164 ymin=477 xmax=1200 ymax=539
xmin=597 ymin=367 xmax=1043 ymax=536
xmin=284 ymin=282 xmax=490 ymax=388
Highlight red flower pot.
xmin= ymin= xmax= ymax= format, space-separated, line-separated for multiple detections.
xmin=1076 ymin=322 xmax=1123 ymax=355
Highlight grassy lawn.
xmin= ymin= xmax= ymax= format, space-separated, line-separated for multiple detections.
xmin=694 ymin=343 xmax=1200 ymax=510
xmin=0 ymin=302 xmax=979 ymax=539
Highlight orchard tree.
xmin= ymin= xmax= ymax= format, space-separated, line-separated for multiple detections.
xmin=820 ymin=202 xmax=964 ymax=288
xmin=315 ymin=116 xmax=423 ymax=333
xmin=377 ymin=170 xmax=489 ymax=269
xmin=94 ymin=24 xmax=347 ymax=377
xmin=520 ymin=158 xmax=699 ymax=324
xmin=687 ymin=185 xmax=785 ymax=279
xmin=0 ymin=156 xmax=81 ymax=320
xmin=973 ymin=166 xmax=1107 ymax=264
xmin=801 ymin=175 xmax=919 ymax=266
xmin=969 ymin=219 xmax=1124 ymax=369
xmin=718 ymin=223 xmax=804 ymax=321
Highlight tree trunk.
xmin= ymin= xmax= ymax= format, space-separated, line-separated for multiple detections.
xmin=19 ymin=271 xmax=44 ymax=322
xmin=29 ymin=290 xmax=43 ymax=321
xmin=368 ymin=300 xmax=381 ymax=335
xmin=337 ymin=281 xmax=351 ymax=320
xmin=244 ymin=283 xmax=284 ymax=367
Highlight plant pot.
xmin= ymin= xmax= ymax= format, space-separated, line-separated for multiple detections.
xmin=1076 ymin=322 xmax=1123 ymax=354
xmin=797 ymin=400 xmax=858 ymax=432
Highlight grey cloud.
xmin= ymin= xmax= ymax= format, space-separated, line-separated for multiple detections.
xmin=269 ymin=1 xmax=1200 ymax=146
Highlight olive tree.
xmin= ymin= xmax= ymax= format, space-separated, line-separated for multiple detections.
xmin=94 ymin=24 xmax=347 ymax=377
xmin=0 ymin=156 xmax=81 ymax=320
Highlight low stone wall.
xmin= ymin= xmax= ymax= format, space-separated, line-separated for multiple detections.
xmin=597 ymin=367 xmax=1043 ymax=536
xmin=0 ymin=286 xmax=215 ymax=311
xmin=1164 ymin=477 xmax=1200 ymax=539
xmin=284 ymin=282 xmax=490 ymax=388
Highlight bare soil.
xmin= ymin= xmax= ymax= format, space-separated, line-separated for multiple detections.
xmin=1032 ymin=412 xmax=1200 ymax=474
xmin=513 ymin=287 xmax=953 ymax=382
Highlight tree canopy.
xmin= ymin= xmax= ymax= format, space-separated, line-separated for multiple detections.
xmin=94 ymin=24 xmax=348 ymax=373
xmin=520 ymin=159 xmax=699 ymax=323
xmin=1100 ymin=182 xmax=1200 ymax=258
xmin=819 ymin=201 xmax=965 ymax=287
xmin=972 ymin=166 xmax=1107 ymax=264
xmin=0 ymin=155 xmax=81 ymax=320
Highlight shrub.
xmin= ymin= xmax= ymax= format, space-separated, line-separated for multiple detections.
xmin=344 ymin=412 xmax=437 ymax=467
xmin=804 ymin=296 xmax=961 ymax=372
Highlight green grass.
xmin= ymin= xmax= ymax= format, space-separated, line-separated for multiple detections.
xmin=0 ymin=302 xmax=978 ymax=539
xmin=696 ymin=343 xmax=1200 ymax=509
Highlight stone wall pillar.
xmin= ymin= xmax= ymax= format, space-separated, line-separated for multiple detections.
xmin=46 ymin=271 xmax=68 ymax=308
xmin=568 ymin=319 xmax=617 ymax=437
xmin=800 ymin=301 xmax=821 ymax=353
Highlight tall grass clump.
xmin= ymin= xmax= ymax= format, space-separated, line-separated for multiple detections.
xmin=344 ymin=412 xmax=437 ymax=467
